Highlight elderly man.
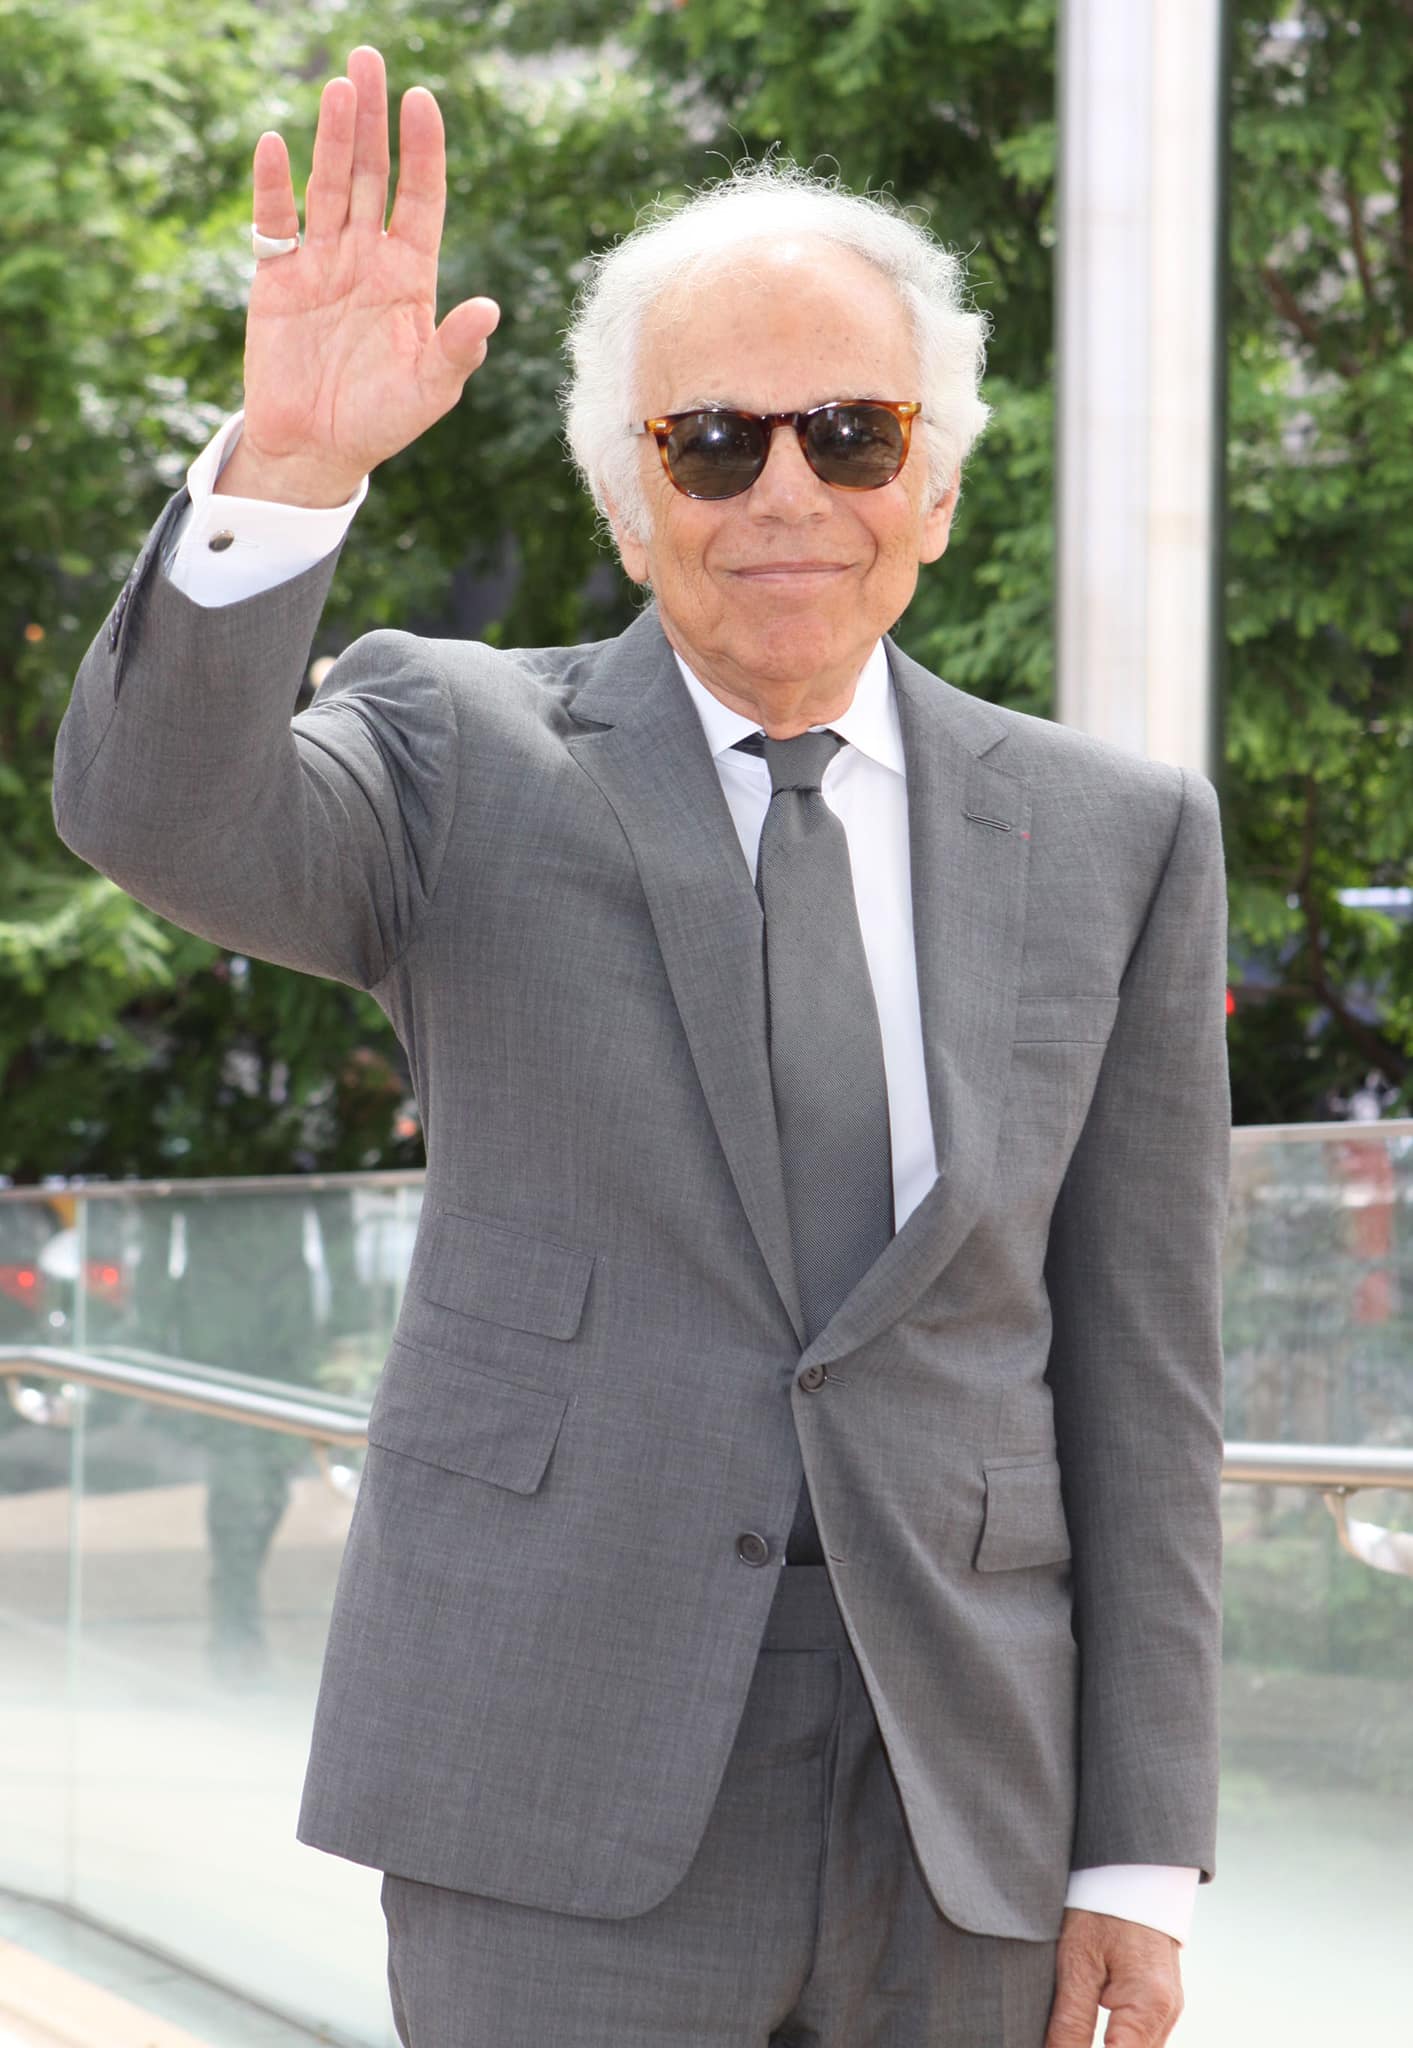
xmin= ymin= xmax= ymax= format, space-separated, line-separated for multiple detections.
xmin=53 ymin=45 xmax=1229 ymax=2048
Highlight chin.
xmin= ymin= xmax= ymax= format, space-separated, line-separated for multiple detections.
xmin=748 ymin=610 xmax=848 ymax=655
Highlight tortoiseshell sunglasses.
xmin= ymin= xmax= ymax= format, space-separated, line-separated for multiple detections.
xmin=631 ymin=399 xmax=922 ymax=501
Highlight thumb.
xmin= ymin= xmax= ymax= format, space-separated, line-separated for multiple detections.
xmin=425 ymin=295 xmax=501 ymax=393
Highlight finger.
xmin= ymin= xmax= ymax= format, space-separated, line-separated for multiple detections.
xmin=1101 ymin=1986 xmax=1183 ymax=2048
xmin=1043 ymin=1984 xmax=1101 ymax=2048
xmin=251 ymin=131 xmax=298 ymax=242
xmin=305 ymin=75 xmax=356 ymax=243
xmin=346 ymin=45 xmax=391 ymax=230
xmin=422 ymin=298 xmax=502 ymax=404
xmin=388 ymin=86 xmax=447 ymax=258
xmin=1044 ymin=1946 xmax=1104 ymax=2048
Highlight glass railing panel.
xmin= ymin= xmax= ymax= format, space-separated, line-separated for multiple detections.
xmin=1183 ymin=1477 xmax=1413 ymax=2042
xmin=0 ymin=1179 xmax=419 ymax=2045
xmin=75 ymin=1181 xmax=420 ymax=1389
xmin=1225 ymin=1125 xmax=1413 ymax=1450
xmin=1 ymin=1188 xmax=83 ymax=1903
xmin=1202 ymin=1124 xmax=1413 ymax=2040
xmin=0 ymin=1381 xmax=74 ymax=1904
xmin=0 ymin=1177 xmax=423 ymax=1386
xmin=0 ymin=1373 xmax=393 ymax=2045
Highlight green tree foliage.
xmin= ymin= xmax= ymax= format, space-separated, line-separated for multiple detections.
xmin=482 ymin=0 xmax=1060 ymax=706
xmin=3 ymin=0 xmax=668 ymax=1178
xmin=1224 ymin=1 xmax=1413 ymax=1119
xmin=6 ymin=0 xmax=1411 ymax=1180
xmin=1 ymin=0 xmax=300 ymax=1176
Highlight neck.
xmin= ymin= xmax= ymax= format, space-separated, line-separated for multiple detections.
xmin=663 ymin=629 xmax=869 ymax=738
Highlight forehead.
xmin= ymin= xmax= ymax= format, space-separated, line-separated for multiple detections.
xmin=638 ymin=237 xmax=919 ymax=411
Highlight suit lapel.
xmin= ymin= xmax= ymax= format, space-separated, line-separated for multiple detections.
xmin=564 ymin=606 xmax=805 ymax=1343
xmin=803 ymin=637 xmax=1032 ymax=1368
xmin=560 ymin=608 xmax=1029 ymax=1362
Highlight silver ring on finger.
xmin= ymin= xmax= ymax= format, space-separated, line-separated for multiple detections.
xmin=251 ymin=226 xmax=301 ymax=259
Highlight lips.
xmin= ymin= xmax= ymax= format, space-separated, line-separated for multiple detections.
xmin=731 ymin=562 xmax=849 ymax=576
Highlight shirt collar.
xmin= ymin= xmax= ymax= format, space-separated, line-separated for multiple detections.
xmin=672 ymin=638 xmax=905 ymax=776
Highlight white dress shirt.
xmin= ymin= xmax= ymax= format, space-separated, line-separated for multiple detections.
xmin=161 ymin=411 xmax=1203 ymax=1946
xmin=676 ymin=644 xmax=938 ymax=1231
xmin=163 ymin=411 xmax=367 ymax=604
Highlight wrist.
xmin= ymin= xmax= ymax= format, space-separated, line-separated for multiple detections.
xmin=214 ymin=438 xmax=363 ymax=510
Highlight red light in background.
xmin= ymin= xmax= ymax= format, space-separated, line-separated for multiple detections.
xmin=84 ymin=1260 xmax=128 ymax=1302
xmin=0 ymin=1265 xmax=41 ymax=1305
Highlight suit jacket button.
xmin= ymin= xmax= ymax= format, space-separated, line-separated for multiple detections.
xmin=735 ymin=1531 xmax=770 ymax=1567
xmin=798 ymin=1363 xmax=827 ymax=1391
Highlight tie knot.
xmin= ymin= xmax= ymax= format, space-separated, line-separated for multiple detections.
xmin=735 ymin=728 xmax=844 ymax=793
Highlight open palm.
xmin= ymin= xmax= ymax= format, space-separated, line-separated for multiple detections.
xmin=241 ymin=45 xmax=499 ymax=494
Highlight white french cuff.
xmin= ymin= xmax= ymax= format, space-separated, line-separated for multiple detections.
xmin=163 ymin=410 xmax=368 ymax=609
xmin=1063 ymin=1863 xmax=1201 ymax=1946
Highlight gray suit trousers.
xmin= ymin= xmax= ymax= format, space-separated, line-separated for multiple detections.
xmin=379 ymin=1566 xmax=1058 ymax=2047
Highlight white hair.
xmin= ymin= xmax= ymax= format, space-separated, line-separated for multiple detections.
xmin=559 ymin=157 xmax=993 ymax=553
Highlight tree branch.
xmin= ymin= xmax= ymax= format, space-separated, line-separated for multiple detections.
xmin=1258 ymin=263 xmax=1360 ymax=377
xmin=1401 ymin=79 xmax=1413 ymax=336
xmin=1341 ymin=174 xmax=1379 ymax=321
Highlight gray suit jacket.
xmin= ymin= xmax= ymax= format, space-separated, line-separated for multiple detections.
xmin=53 ymin=487 xmax=1230 ymax=1940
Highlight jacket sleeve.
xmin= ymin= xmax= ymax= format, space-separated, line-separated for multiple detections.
xmin=1043 ymin=765 xmax=1231 ymax=1882
xmin=51 ymin=488 xmax=459 ymax=992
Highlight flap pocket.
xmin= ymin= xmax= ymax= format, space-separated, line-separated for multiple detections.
xmin=1013 ymin=994 xmax=1119 ymax=1045
xmin=367 ymin=1342 xmax=568 ymax=1494
xmin=974 ymin=1456 xmax=1072 ymax=1571
xmin=418 ymin=1209 xmax=594 ymax=1340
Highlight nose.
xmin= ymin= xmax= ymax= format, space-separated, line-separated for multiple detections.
xmin=745 ymin=420 xmax=830 ymax=515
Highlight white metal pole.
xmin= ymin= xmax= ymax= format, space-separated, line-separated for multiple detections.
xmin=1055 ymin=0 xmax=1226 ymax=777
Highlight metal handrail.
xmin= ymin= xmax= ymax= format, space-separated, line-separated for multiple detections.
xmin=1228 ymin=1118 xmax=1413 ymax=1147
xmin=0 ymin=1344 xmax=368 ymax=1447
xmin=4 ymin=1350 xmax=1412 ymax=1577
xmin=1222 ymin=1441 xmax=1413 ymax=1581
xmin=1222 ymin=1442 xmax=1413 ymax=1489
xmin=0 ymin=1168 xmax=427 ymax=1202
xmin=5 ymin=1346 xmax=1413 ymax=1487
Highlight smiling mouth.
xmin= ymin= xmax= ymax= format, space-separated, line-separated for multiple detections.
xmin=731 ymin=563 xmax=850 ymax=577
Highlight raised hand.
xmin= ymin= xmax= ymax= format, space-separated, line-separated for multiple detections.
xmin=225 ymin=45 xmax=500 ymax=506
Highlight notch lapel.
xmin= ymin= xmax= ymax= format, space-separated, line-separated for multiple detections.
xmin=804 ymin=637 xmax=1032 ymax=1369
xmin=564 ymin=606 xmax=805 ymax=1343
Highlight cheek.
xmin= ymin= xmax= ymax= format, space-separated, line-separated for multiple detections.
xmin=844 ymin=484 xmax=914 ymax=560
xmin=871 ymin=500 xmax=928 ymax=568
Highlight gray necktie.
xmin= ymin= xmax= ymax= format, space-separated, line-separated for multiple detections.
xmin=738 ymin=729 xmax=894 ymax=1563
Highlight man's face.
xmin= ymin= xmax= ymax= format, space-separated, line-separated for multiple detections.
xmin=609 ymin=237 xmax=958 ymax=706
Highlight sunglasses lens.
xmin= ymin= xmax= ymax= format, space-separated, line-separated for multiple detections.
xmin=665 ymin=411 xmax=766 ymax=499
xmin=806 ymin=404 xmax=907 ymax=486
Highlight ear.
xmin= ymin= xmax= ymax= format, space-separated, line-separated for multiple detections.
xmin=919 ymin=473 xmax=960 ymax=565
xmin=603 ymin=490 xmax=651 ymax=585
